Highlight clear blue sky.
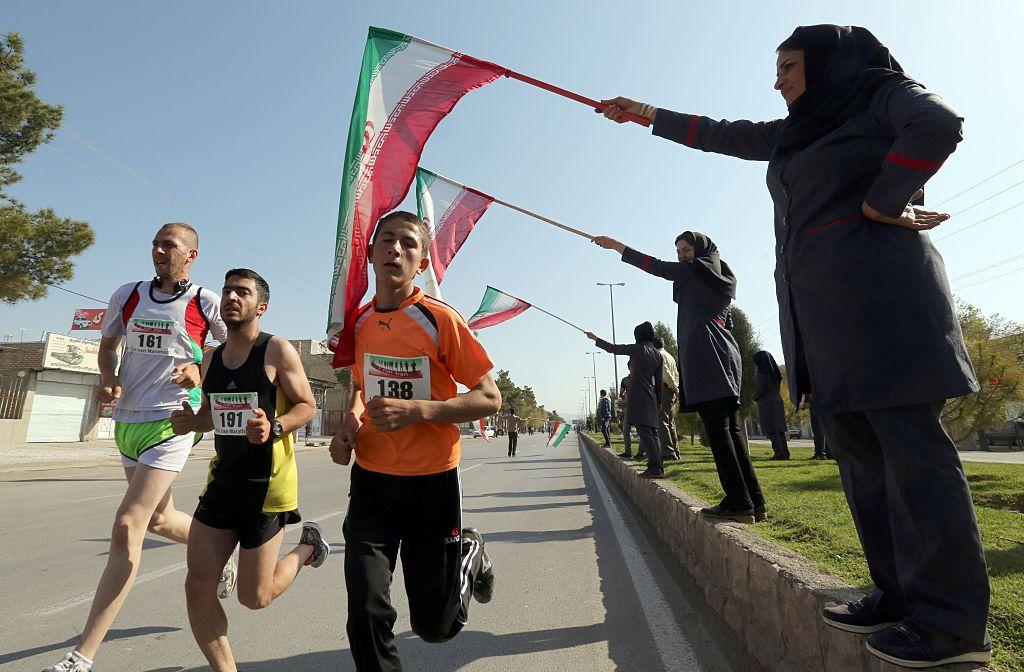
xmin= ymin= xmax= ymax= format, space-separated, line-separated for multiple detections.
xmin=3 ymin=1 xmax=1023 ymax=419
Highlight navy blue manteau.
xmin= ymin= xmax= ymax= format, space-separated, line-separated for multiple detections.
xmin=652 ymin=79 xmax=978 ymax=414
xmin=620 ymin=249 xmax=742 ymax=410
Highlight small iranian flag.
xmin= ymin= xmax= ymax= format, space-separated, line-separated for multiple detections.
xmin=416 ymin=168 xmax=494 ymax=299
xmin=467 ymin=286 xmax=531 ymax=330
xmin=328 ymin=27 xmax=504 ymax=367
xmin=547 ymin=422 xmax=570 ymax=447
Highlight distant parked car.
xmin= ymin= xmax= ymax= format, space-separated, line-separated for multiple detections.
xmin=982 ymin=422 xmax=1024 ymax=449
xmin=788 ymin=427 xmax=802 ymax=439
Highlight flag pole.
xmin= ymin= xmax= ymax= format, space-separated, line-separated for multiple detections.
xmin=498 ymin=288 xmax=588 ymax=333
xmin=504 ymin=70 xmax=652 ymax=128
xmin=424 ymin=168 xmax=595 ymax=240
xmin=490 ymin=196 xmax=595 ymax=241
xmin=391 ymin=28 xmax=651 ymax=128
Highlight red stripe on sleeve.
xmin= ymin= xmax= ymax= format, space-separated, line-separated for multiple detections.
xmin=641 ymin=255 xmax=652 ymax=271
xmin=684 ymin=116 xmax=699 ymax=148
xmin=885 ymin=151 xmax=943 ymax=171
xmin=121 ymin=286 xmax=140 ymax=325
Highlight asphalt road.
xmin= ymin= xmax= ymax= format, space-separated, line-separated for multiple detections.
xmin=1 ymin=433 xmax=751 ymax=672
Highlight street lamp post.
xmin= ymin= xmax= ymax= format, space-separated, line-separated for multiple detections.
xmin=585 ymin=351 xmax=600 ymax=413
xmin=596 ymin=282 xmax=625 ymax=399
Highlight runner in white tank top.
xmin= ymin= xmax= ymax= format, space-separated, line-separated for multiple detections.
xmin=45 ymin=223 xmax=233 ymax=672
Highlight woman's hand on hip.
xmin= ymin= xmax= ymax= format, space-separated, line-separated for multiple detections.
xmin=592 ymin=236 xmax=626 ymax=254
xmin=862 ymin=199 xmax=949 ymax=231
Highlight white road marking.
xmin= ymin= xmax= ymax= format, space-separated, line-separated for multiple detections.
xmin=68 ymin=479 xmax=209 ymax=504
xmin=579 ymin=439 xmax=704 ymax=672
xmin=26 ymin=508 xmax=349 ymax=618
xmin=27 ymin=461 xmax=493 ymax=617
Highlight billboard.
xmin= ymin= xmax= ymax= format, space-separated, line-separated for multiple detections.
xmin=71 ymin=308 xmax=106 ymax=331
xmin=43 ymin=333 xmax=101 ymax=374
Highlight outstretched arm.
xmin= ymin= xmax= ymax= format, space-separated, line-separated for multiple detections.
xmin=599 ymin=96 xmax=782 ymax=161
xmin=592 ymin=236 xmax=694 ymax=284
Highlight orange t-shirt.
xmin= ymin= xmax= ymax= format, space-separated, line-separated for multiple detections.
xmin=350 ymin=287 xmax=494 ymax=476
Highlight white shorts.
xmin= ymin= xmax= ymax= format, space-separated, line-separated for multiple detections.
xmin=115 ymin=419 xmax=198 ymax=473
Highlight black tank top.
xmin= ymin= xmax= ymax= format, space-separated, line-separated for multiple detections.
xmin=202 ymin=332 xmax=279 ymax=482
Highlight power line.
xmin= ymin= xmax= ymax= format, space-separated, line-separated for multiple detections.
xmin=955 ymin=264 xmax=1024 ymax=291
xmin=933 ymin=198 xmax=1024 ymax=242
xmin=949 ymin=251 xmax=1024 ymax=282
xmin=58 ymin=127 xmax=329 ymax=300
xmin=933 ymin=157 xmax=1024 ymax=207
xmin=46 ymin=283 xmax=106 ymax=303
xmin=946 ymin=178 xmax=1024 ymax=218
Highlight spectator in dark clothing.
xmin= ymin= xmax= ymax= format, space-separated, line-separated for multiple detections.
xmin=805 ymin=394 xmax=831 ymax=459
xmin=619 ymin=369 xmax=634 ymax=457
xmin=592 ymin=232 xmax=764 ymax=523
xmin=753 ymin=351 xmax=789 ymax=460
xmin=588 ymin=322 xmax=664 ymax=478
xmin=596 ymin=389 xmax=613 ymax=447
xmin=598 ymin=25 xmax=991 ymax=666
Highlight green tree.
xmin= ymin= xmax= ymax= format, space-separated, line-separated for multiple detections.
xmin=730 ymin=306 xmax=761 ymax=412
xmin=1 ymin=32 xmax=92 ymax=303
xmin=942 ymin=302 xmax=1024 ymax=443
xmin=653 ymin=320 xmax=678 ymax=360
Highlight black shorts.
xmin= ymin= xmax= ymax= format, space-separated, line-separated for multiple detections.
xmin=194 ymin=481 xmax=300 ymax=549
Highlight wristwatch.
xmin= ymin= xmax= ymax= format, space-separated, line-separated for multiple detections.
xmin=271 ymin=420 xmax=285 ymax=439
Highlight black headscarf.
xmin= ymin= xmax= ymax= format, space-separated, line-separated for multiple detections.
xmin=633 ymin=321 xmax=655 ymax=343
xmin=675 ymin=231 xmax=737 ymax=300
xmin=776 ymin=25 xmax=910 ymax=150
xmin=753 ymin=350 xmax=783 ymax=382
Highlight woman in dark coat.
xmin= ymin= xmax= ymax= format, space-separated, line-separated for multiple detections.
xmin=752 ymin=351 xmax=789 ymax=460
xmin=586 ymin=322 xmax=664 ymax=478
xmin=599 ymin=24 xmax=990 ymax=667
xmin=591 ymin=232 xmax=765 ymax=524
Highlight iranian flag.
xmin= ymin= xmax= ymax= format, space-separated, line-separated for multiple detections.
xmin=547 ymin=422 xmax=570 ymax=447
xmin=416 ymin=168 xmax=494 ymax=299
xmin=467 ymin=286 xmax=531 ymax=330
xmin=328 ymin=27 xmax=505 ymax=367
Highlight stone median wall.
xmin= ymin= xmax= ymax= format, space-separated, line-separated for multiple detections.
xmin=580 ymin=434 xmax=991 ymax=672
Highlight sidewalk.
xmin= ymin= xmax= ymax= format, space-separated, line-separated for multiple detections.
xmin=0 ymin=435 xmax=331 ymax=472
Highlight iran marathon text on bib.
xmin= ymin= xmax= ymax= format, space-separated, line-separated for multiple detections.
xmin=210 ymin=392 xmax=259 ymax=436
xmin=364 ymin=354 xmax=431 ymax=401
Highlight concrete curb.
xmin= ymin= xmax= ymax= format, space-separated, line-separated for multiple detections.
xmin=580 ymin=434 xmax=993 ymax=672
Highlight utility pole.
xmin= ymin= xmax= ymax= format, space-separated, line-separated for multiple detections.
xmin=596 ymin=282 xmax=625 ymax=393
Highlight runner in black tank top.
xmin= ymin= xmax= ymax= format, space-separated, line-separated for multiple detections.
xmin=201 ymin=331 xmax=297 ymax=525
xmin=170 ymin=269 xmax=330 ymax=672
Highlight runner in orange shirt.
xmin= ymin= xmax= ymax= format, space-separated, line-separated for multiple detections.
xmin=330 ymin=211 xmax=502 ymax=672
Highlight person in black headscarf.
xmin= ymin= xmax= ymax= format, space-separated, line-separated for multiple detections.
xmin=752 ymin=351 xmax=789 ymax=460
xmin=591 ymin=233 xmax=765 ymax=524
xmin=586 ymin=321 xmax=664 ymax=478
xmin=598 ymin=24 xmax=990 ymax=668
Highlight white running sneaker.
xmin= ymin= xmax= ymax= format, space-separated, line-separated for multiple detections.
xmin=218 ymin=558 xmax=237 ymax=599
xmin=43 ymin=651 xmax=92 ymax=672
xmin=300 ymin=521 xmax=330 ymax=568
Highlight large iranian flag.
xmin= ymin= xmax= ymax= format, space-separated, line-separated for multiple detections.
xmin=328 ymin=27 xmax=504 ymax=367
xmin=467 ymin=286 xmax=532 ymax=330
xmin=416 ymin=168 xmax=494 ymax=299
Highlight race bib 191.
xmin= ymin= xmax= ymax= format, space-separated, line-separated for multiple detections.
xmin=126 ymin=318 xmax=177 ymax=355
xmin=364 ymin=354 xmax=431 ymax=401
xmin=210 ymin=392 xmax=259 ymax=436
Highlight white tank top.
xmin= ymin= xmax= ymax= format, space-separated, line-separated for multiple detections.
xmin=101 ymin=280 xmax=227 ymax=422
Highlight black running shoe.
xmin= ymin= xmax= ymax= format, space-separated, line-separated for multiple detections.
xmin=866 ymin=620 xmax=992 ymax=668
xmin=701 ymin=504 xmax=755 ymax=524
xmin=754 ymin=505 xmax=768 ymax=522
xmin=300 ymin=522 xmax=330 ymax=568
xmin=462 ymin=528 xmax=494 ymax=604
xmin=822 ymin=597 xmax=899 ymax=634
